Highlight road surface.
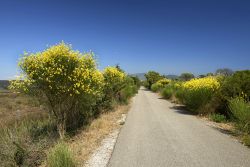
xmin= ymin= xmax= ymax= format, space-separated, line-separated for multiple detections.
xmin=108 ymin=87 xmax=250 ymax=167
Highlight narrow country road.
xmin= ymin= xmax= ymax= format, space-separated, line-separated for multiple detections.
xmin=108 ymin=87 xmax=250 ymax=167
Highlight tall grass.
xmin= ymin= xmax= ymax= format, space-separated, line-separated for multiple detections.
xmin=0 ymin=117 xmax=57 ymax=167
xmin=47 ymin=142 xmax=76 ymax=167
xmin=229 ymin=97 xmax=250 ymax=133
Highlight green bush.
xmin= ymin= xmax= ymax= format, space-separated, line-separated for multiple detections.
xmin=242 ymin=135 xmax=250 ymax=147
xmin=47 ymin=142 xmax=76 ymax=167
xmin=183 ymin=88 xmax=214 ymax=114
xmin=220 ymin=70 xmax=250 ymax=100
xmin=9 ymin=43 xmax=104 ymax=139
xmin=145 ymin=71 xmax=163 ymax=89
xmin=161 ymin=87 xmax=174 ymax=99
xmin=130 ymin=76 xmax=141 ymax=89
xmin=229 ymin=97 xmax=250 ymax=133
xmin=120 ymin=85 xmax=137 ymax=104
xmin=175 ymin=88 xmax=186 ymax=104
xmin=151 ymin=83 xmax=162 ymax=92
xmin=210 ymin=113 xmax=226 ymax=123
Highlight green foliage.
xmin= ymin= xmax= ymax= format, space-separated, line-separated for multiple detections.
xmin=210 ymin=113 xmax=226 ymax=123
xmin=229 ymin=97 xmax=250 ymax=133
xmin=161 ymin=86 xmax=174 ymax=99
xmin=160 ymin=82 xmax=182 ymax=100
xmin=120 ymin=85 xmax=137 ymax=104
xmin=142 ymin=80 xmax=149 ymax=89
xmin=151 ymin=83 xmax=162 ymax=92
xmin=119 ymin=76 xmax=139 ymax=104
xmin=144 ymin=71 xmax=163 ymax=89
xmin=242 ymin=135 xmax=250 ymax=147
xmin=180 ymin=88 xmax=214 ymax=114
xmin=130 ymin=76 xmax=141 ymax=89
xmin=0 ymin=118 xmax=55 ymax=167
xmin=179 ymin=72 xmax=194 ymax=81
xmin=102 ymin=66 xmax=126 ymax=109
xmin=102 ymin=70 xmax=139 ymax=108
xmin=47 ymin=142 xmax=75 ymax=167
xmin=215 ymin=68 xmax=234 ymax=76
xmin=175 ymin=88 xmax=186 ymax=104
xmin=4 ymin=43 xmax=139 ymax=166
xmin=220 ymin=70 xmax=250 ymax=100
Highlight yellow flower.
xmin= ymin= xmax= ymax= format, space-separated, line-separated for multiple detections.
xmin=183 ymin=76 xmax=220 ymax=91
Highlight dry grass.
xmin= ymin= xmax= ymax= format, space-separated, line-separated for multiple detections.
xmin=0 ymin=91 xmax=133 ymax=166
xmin=68 ymin=103 xmax=131 ymax=166
xmin=0 ymin=92 xmax=47 ymax=128
xmin=199 ymin=116 xmax=235 ymax=131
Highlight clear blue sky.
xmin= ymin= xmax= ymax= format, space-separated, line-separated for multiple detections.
xmin=0 ymin=0 xmax=250 ymax=79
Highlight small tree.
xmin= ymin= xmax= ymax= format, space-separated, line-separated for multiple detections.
xmin=10 ymin=43 xmax=104 ymax=139
xmin=179 ymin=72 xmax=195 ymax=81
xmin=144 ymin=71 xmax=163 ymax=89
xmin=103 ymin=66 xmax=126 ymax=106
xmin=215 ymin=68 xmax=234 ymax=76
xmin=206 ymin=73 xmax=214 ymax=76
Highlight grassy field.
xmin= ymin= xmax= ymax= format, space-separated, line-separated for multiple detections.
xmin=0 ymin=91 xmax=47 ymax=127
xmin=0 ymin=91 xmax=55 ymax=167
xmin=0 ymin=90 xmax=133 ymax=167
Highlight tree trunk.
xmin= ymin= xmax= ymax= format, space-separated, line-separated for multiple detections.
xmin=57 ymin=120 xmax=65 ymax=139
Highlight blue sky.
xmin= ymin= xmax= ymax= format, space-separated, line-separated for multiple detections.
xmin=0 ymin=0 xmax=250 ymax=79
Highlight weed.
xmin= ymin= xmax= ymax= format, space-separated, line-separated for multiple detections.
xmin=47 ymin=142 xmax=76 ymax=167
xmin=210 ymin=113 xmax=227 ymax=123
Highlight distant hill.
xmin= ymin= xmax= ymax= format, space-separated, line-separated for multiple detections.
xmin=164 ymin=75 xmax=179 ymax=80
xmin=0 ymin=80 xmax=10 ymax=90
xmin=130 ymin=73 xmax=179 ymax=81
xmin=130 ymin=73 xmax=146 ymax=81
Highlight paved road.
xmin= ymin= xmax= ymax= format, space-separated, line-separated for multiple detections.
xmin=108 ymin=88 xmax=250 ymax=167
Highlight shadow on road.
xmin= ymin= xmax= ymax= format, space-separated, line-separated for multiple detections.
xmin=169 ymin=105 xmax=196 ymax=115
xmin=210 ymin=126 xmax=237 ymax=137
xmin=141 ymin=88 xmax=151 ymax=91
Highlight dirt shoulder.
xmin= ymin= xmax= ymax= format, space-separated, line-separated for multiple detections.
xmin=68 ymin=103 xmax=131 ymax=166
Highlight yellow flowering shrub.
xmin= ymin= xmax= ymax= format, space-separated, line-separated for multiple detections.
xmin=183 ymin=77 xmax=220 ymax=91
xmin=175 ymin=77 xmax=221 ymax=114
xmin=9 ymin=42 xmax=104 ymax=138
xmin=151 ymin=78 xmax=171 ymax=92
xmin=103 ymin=66 xmax=125 ymax=91
xmin=156 ymin=78 xmax=171 ymax=86
xmin=10 ymin=43 xmax=104 ymax=97
xmin=102 ymin=66 xmax=126 ymax=107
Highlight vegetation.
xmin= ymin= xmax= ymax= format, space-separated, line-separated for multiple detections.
xmin=180 ymin=77 xmax=220 ymax=113
xmin=220 ymin=70 xmax=250 ymax=100
xmin=150 ymin=78 xmax=171 ymax=92
xmin=179 ymin=72 xmax=194 ymax=81
xmin=1 ymin=42 xmax=139 ymax=166
xmin=215 ymin=68 xmax=234 ymax=76
xmin=161 ymin=86 xmax=174 ymax=99
xmin=47 ymin=142 xmax=76 ymax=167
xmin=210 ymin=113 xmax=226 ymax=123
xmin=229 ymin=96 xmax=250 ymax=133
xmin=144 ymin=71 xmax=163 ymax=89
xmin=160 ymin=82 xmax=180 ymax=99
xmin=9 ymin=43 xmax=104 ymax=139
